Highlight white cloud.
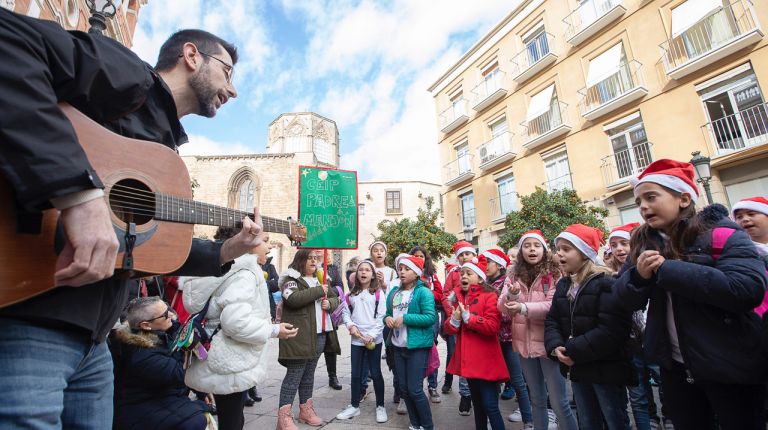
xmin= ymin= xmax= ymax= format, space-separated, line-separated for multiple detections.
xmin=178 ymin=135 xmax=253 ymax=156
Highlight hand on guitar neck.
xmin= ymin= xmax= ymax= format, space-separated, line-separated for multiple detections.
xmin=54 ymin=197 xmax=119 ymax=287
xmin=218 ymin=208 xmax=265 ymax=265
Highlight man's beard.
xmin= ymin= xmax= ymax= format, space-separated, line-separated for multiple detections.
xmin=189 ymin=64 xmax=218 ymax=118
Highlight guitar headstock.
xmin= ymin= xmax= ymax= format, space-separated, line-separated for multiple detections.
xmin=288 ymin=219 xmax=307 ymax=246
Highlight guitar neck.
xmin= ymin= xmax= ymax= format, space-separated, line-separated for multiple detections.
xmin=153 ymin=193 xmax=293 ymax=235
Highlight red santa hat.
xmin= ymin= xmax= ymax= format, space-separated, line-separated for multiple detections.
xmin=453 ymin=240 xmax=476 ymax=259
xmin=556 ymin=224 xmax=605 ymax=263
xmin=368 ymin=240 xmax=388 ymax=253
xmin=482 ymin=249 xmax=510 ymax=268
xmin=608 ymin=222 xmax=641 ymax=242
xmin=631 ymin=159 xmax=699 ymax=203
xmin=517 ymin=229 xmax=549 ymax=251
xmin=732 ymin=197 xmax=768 ymax=217
xmin=461 ymin=255 xmax=488 ymax=281
xmin=398 ymin=255 xmax=424 ymax=277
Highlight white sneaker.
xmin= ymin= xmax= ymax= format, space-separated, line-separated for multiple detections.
xmin=397 ymin=399 xmax=407 ymax=414
xmin=376 ymin=406 xmax=388 ymax=423
xmin=335 ymin=405 xmax=360 ymax=420
xmin=547 ymin=408 xmax=558 ymax=430
xmin=507 ymin=409 xmax=522 ymax=422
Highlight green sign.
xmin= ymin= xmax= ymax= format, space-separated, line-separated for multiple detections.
xmin=298 ymin=166 xmax=358 ymax=249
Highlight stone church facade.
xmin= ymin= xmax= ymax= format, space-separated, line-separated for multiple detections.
xmin=183 ymin=112 xmax=340 ymax=273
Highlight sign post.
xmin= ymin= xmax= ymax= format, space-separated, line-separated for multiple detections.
xmin=297 ymin=166 xmax=358 ymax=249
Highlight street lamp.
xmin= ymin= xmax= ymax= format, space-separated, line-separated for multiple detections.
xmin=86 ymin=0 xmax=122 ymax=35
xmin=690 ymin=151 xmax=714 ymax=204
xmin=462 ymin=226 xmax=474 ymax=242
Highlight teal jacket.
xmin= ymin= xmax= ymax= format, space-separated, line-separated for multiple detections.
xmin=384 ymin=279 xmax=436 ymax=349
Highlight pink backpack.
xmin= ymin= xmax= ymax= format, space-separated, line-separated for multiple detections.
xmin=711 ymin=227 xmax=768 ymax=317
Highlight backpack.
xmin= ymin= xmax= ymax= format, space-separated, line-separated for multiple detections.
xmin=345 ymin=288 xmax=382 ymax=319
xmin=172 ymin=297 xmax=220 ymax=367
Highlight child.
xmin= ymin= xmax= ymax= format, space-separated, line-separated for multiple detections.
xmin=732 ymin=196 xmax=768 ymax=316
xmin=384 ymin=255 xmax=436 ymax=430
xmin=410 ymin=245 xmax=444 ymax=404
xmin=182 ymin=229 xmax=297 ymax=430
xmin=609 ymin=223 xmax=657 ymax=430
xmin=614 ymin=160 xmax=767 ymax=430
xmin=370 ymin=241 xmax=398 ymax=293
xmin=276 ymin=249 xmax=341 ymax=429
xmin=545 ymin=224 xmax=635 ymax=430
xmin=440 ymin=240 xmax=476 ymax=414
xmin=498 ymin=231 xmax=578 ymax=430
xmin=336 ymin=260 xmax=388 ymax=423
xmin=482 ymin=248 xmax=534 ymax=427
xmin=443 ymin=255 xmax=509 ymax=430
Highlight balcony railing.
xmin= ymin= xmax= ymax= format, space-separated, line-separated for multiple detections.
xmin=578 ymin=60 xmax=648 ymax=120
xmin=702 ymin=102 xmax=768 ymax=156
xmin=461 ymin=208 xmax=476 ymax=229
xmin=660 ymin=0 xmax=763 ymax=79
xmin=521 ymin=101 xmax=571 ymax=149
xmin=564 ymin=0 xmax=626 ymax=46
xmin=477 ymin=132 xmax=516 ymax=170
xmin=489 ymin=193 xmax=517 ymax=222
xmin=600 ymin=141 xmax=654 ymax=187
xmin=472 ymin=70 xmax=508 ymax=112
xmin=444 ymin=155 xmax=475 ymax=187
xmin=544 ymin=173 xmax=573 ymax=192
xmin=511 ymin=32 xmax=558 ymax=83
xmin=439 ymin=99 xmax=469 ymax=134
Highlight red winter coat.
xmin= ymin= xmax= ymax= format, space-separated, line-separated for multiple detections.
xmin=441 ymin=268 xmax=461 ymax=315
xmin=443 ymin=285 xmax=509 ymax=382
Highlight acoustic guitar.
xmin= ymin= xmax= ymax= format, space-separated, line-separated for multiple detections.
xmin=0 ymin=104 xmax=306 ymax=308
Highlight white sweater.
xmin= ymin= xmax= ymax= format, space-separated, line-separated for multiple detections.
xmin=342 ymin=289 xmax=387 ymax=346
xmin=180 ymin=254 xmax=276 ymax=395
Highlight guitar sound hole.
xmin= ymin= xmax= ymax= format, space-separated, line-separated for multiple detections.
xmin=108 ymin=179 xmax=155 ymax=225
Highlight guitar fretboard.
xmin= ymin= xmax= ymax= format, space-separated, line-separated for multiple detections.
xmin=153 ymin=193 xmax=292 ymax=234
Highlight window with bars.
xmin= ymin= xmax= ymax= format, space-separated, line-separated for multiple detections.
xmin=386 ymin=190 xmax=402 ymax=214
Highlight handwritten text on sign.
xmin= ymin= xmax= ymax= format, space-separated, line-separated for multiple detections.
xmin=298 ymin=167 xmax=358 ymax=249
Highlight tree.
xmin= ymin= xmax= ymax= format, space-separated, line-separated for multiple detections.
xmin=376 ymin=197 xmax=457 ymax=263
xmin=498 ymin=188 xmax=609 ymax=250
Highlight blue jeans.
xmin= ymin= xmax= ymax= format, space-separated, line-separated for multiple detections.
xmin=351 ymin=344 xmax=384 ymax=407
xmin=627 ymin=354 xmax=652 ymax=430
xmin=572 ymin=381 xmax=631 ymax=430
xmin=394 ymin=346 xmax=434 ymax=430
xmin=0 ymin=318 xmax=114 ymax=429
xmin=520 ymin=357 xmax=579 ymax=430
xmin=500 ymin=342 xmax=533 ymax=422
xmin=467 ymin=378 xmax=505 ymax=430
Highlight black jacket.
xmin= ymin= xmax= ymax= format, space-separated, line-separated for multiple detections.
xmin=613 ymin=207 xmax=767 ymax=384
xmin=264 ymin=256 xmax=279 ymax=319
xmin=545 ymin=273 xmax=636 ymax=386
xmin=110 ymin=322 xmax=207 ymax=430
xmin=0 ymin=9 xmax=230 ymax=341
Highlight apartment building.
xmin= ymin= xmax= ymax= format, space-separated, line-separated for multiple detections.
xmin=429 ymin=0 xmax=767 ymax=250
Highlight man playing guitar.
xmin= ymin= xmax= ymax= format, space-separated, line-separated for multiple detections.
xmin=0 ymin=8 xmax=264 ymax=428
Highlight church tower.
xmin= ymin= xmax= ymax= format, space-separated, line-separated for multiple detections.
xmin=267 ymin=112 xmax=340 ymax=168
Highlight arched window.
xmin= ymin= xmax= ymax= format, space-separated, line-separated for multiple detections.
xmin=238 ymin=179 xmax=256 ymax=212
xmin=228 ymin=168 xmax=260 ymax=211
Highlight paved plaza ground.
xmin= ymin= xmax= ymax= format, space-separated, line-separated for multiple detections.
xmin=242 ymin=329 xmax=531 ymax=430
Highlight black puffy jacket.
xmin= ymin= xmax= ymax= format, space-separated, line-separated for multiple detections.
xmin=613 ymin=206 xmax=767 ymax=384
xmin=545 ymin=272 xmax=636 ymax=385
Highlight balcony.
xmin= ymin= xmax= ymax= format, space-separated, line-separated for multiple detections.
xmin=489 ymin=193 xmax=517 ymax=223
xmin=544 ymin=173 xmax=573 ymax=192
xmin=702 ymin=102 xmax=768 ymax=156
xmin=578 ymin=60 xmax=648 ymax=121
xmin=660 ymin=0 xmax=763 ymax=80
xmin=521 ymin=101 xmax=572 ymax=149
xmin=478 ymin=132 xmax=516 ymax=170
xmin=444 ymin=155 xmax=475 ymax=187
xmin=439 ymin=99 xmax=469 ymax=134
xmin=600 ymin=141 xmax=654 ymax=188
xmin=564 ymin=0 xmax=626 ymax=46
xmin=511 ymin=32 xmax=558 ymax=83
xmin=461 ymin=208 xmax=477 ymax=230
xmin=472 ymin=70 xmax=508 ymax=112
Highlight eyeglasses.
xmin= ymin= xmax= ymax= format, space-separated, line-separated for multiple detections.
xmin=145 ymin=306 xmax=171 ymax=322
xmin=179 ymin=50 xmax=234 ymax=83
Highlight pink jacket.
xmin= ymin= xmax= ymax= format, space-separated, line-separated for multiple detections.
xmin=497 ymin=272 xmax=558 ymax=359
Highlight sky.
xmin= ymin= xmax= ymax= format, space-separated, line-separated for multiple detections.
xmin=131 ymin=0 xmax=514 ymax=183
